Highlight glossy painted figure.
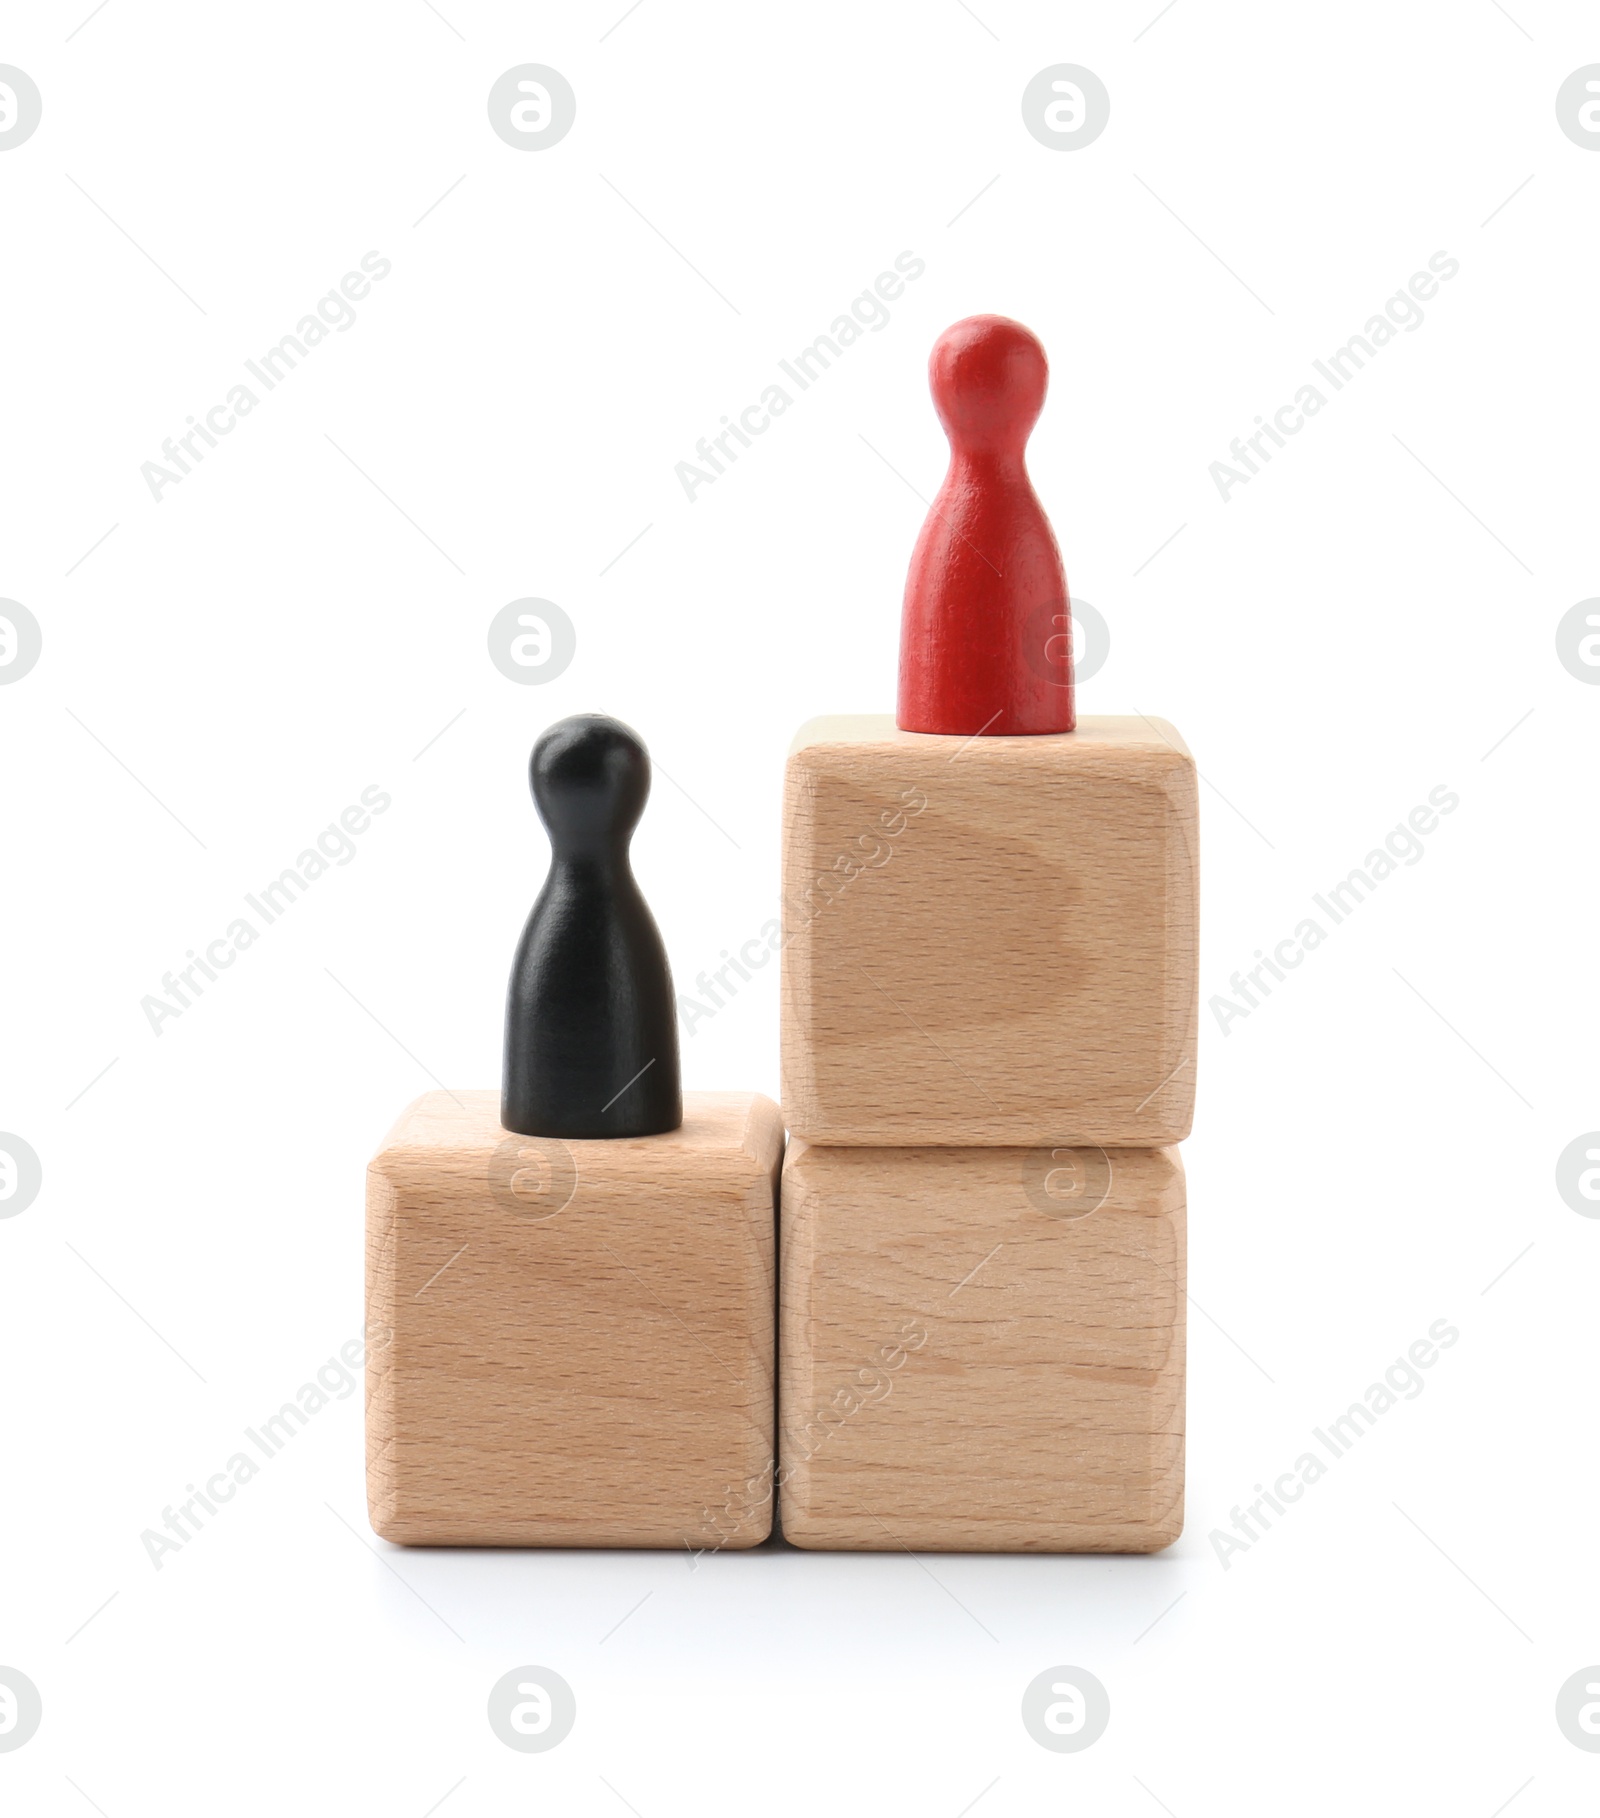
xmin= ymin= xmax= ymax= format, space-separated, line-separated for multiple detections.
xmin=502 ymin=714 xmax=682 ymax=1138
xmin=897 ymin=314 xmax=1075 ymax=737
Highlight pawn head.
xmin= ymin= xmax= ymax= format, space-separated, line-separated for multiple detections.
xmin=927 ymin=314 xmax=1049 ymax=455
xmin=530 ymin=713 xmax=650 ymax=853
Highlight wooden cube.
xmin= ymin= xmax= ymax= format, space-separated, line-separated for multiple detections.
xmin=778 ymin=1141 xmax=1185 ymax=1552
xmin=366 ymin=1091 xmax=783 ymax=1548
xmin=781 ymin=715 xmax=1199 ymax=1146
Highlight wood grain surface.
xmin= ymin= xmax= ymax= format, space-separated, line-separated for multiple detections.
xmin=780 ymin=715 xmax=1199 ymax=1147
xmin=366 ymin=1090 xmax=783 ymax=1548
xmin=779 ymin=1140 xmax=1185 ymax=1552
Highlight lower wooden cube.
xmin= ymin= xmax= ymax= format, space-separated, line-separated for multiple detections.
xmin=778 ymin=1141 xmax=1185 ymax=1552
xmin=366 ymin=1090 xmax=783 ymax=1548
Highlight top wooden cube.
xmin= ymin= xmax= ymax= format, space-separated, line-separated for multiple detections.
xmin=781 ymin=715 xmax=1198 ymax=1147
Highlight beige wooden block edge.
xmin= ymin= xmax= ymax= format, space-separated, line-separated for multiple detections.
xmin=787 ymin=711 xmax=1195 ymax=759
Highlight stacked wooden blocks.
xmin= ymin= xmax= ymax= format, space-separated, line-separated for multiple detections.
xmin=775 ymin=310 xmax=1200 ymax=1552
xmin=777 ymin=717 xmax=1198 ymax=1550
xmin=362 ymin=313 xmax=1200 ymax=1557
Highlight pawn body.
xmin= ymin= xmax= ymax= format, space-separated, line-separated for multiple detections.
xmin=503 ymin=714 xmax=681 ymax=1138
xmin=897 ymin=315 xmax=1075 ymax=737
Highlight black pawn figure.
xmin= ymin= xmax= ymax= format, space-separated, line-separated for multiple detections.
xmin=503 ymin=714 xmax=682 ymax=1139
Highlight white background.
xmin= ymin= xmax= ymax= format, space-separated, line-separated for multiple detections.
xmin=2 ymin=0 xmax=1598 ymax=1811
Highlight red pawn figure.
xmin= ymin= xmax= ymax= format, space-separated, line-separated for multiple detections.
xmin=896 ymin=315 xmax=1074 ymax=736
